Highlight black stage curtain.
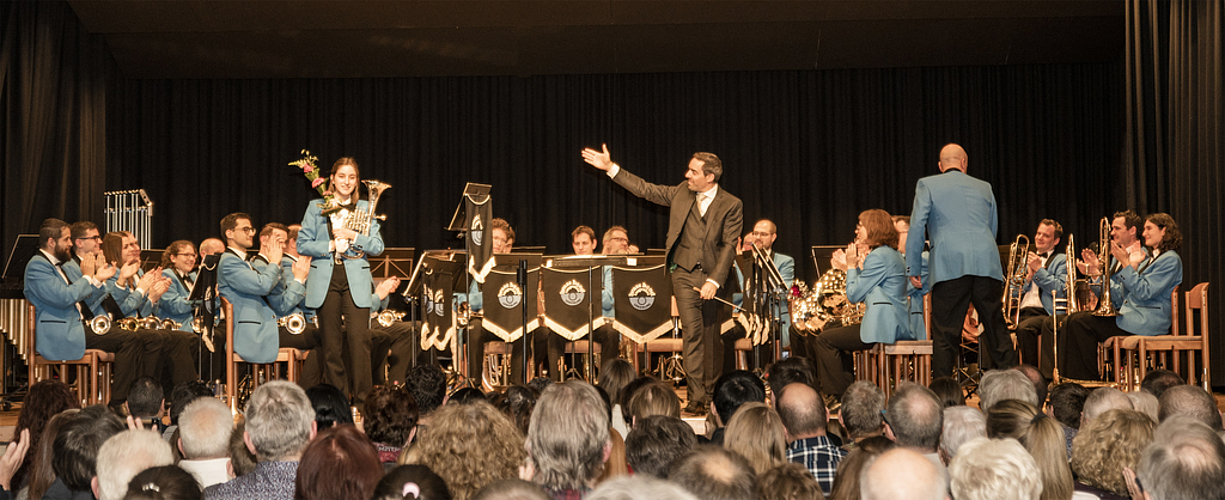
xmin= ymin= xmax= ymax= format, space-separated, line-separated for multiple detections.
xmin=106 ymin=64 xmax=1124 ymax=288
xmin=1125 ymin=0 xmax=1224 ymax=385
xmin=0 ymin=0 xmax=113 ymax=262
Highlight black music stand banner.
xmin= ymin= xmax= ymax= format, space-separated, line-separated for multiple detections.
xmin=419 ymin=261 xmax=459 ymax=352
xmin=466 ymin=194 xmax=494 ymax=283
xmin=481 ymin=268 xmax=540 ymax=342
xmin=540 ymin=266 xmax=603 ymax=341
xmin=610 ymin=265 xmax=674 ymax=343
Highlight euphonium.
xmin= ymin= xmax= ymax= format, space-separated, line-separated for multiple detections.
xmin=339 ymin=179 xmax=390 ymax=261
xmin=89 ymin=315 xmax=112 ymax=335
xmin=377 ymin=309 xmax=406 ymax=328
xmin=1093 ymin=217 xmax=1121 ymax=317
xmin=278 ymin=313 xmax=307 ymax=335
xmin=1002 ymin=234 xmax=1030 ymax=328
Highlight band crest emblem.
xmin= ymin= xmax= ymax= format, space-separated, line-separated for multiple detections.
xmin=628 ymin=282 xmax=657 ymax=311
xmin=560 ymin=279 xmax=586 ymax=307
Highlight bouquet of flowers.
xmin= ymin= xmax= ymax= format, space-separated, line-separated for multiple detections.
xmin=289 ymin=150 xmax=342 ymax=216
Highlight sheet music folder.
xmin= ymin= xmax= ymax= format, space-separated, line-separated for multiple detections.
xmin=446 ymin=183 xmax=492 ymax=232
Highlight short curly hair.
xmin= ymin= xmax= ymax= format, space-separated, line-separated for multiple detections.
xmin=1070 ymin=409 xmax=1154 ymax=495
xmin=364 ymin=385 xmax=419 ymax=447
xmin=406 ymin=401 xmax=526 ymax=500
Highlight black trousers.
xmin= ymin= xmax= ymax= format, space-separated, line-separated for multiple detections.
xmin=370 ymin=320 xmax=425 ymax=386
xmin=672 ymin=267 xmax=725 ymax=404
xmin=86 ymin=327 xmax=162 ymax=403
xmin=156 ymin=328 xmax=202 ymax=391
xmin=810 ymin=324 xmax=872 ymax=397
xmin=319 ymin=263 xmax=372 ymax=404
xmin=279 ymin=324 xmax=323 ymax=389
xmin=466 ymin=320 xmax=549 ymax=385
xmin=551 ymin=324 xmax=620 ymax=381
xmin=1013 ymin=307 xmax=1053 ymax=378
xmin=931 ymin=275 xmax=1015 ymax=379
xmin=1056 ymin=311 xmax=1128 ymax=380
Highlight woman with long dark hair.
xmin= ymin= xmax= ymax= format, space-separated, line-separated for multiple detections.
xmin=297 ymin=158 xmax=385 ymax=405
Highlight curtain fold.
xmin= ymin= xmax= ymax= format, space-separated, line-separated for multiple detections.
xmin=1125 ymin=0 xmax=1224 ymax=385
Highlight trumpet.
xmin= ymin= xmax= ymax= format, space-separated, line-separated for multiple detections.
xmin=89 ymin=315 xmax=112 ymax=335
xmin=278 ymin=313 xmax=307 ymax=335
xmin=1093 ymin=217 xmax=1121 ymax=317
xmin=377 ymin=309 xmax=406 ymax=328
xmin=1002 ymin=234 xmax=1030 ymax=329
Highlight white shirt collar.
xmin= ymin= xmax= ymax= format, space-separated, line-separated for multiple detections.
xmin=226 ymin=246 xmax=247 ymax=258
xmin=39 ymin=249 xmax=63 ymax=266
xmin=699 ymin=184 xmax=718 ymax=200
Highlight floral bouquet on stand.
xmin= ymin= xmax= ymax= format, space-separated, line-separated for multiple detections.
xmin=289 ymin=150 xmax=342 ymax=216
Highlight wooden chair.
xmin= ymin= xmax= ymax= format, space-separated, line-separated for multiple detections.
xmin=223 ymin=298 xmax=302 ymax=411
xmin=1103 ymin=286 xmax=1182 ymax=390
xmin=26 ymin=303 xmax=114 ymax=406
xmin=877 ymin=293 xmax=933 ymax=396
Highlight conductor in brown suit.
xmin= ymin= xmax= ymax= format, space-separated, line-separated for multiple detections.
xmin=582 ymin=144 xmax=743 ymax=414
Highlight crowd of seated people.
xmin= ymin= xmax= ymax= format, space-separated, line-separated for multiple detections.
xmin=1 ymin=362 xmax=1223 ymax=500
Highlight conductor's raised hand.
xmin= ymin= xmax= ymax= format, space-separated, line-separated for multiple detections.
xmin=581 ymin=144 xmax=614 ymax=171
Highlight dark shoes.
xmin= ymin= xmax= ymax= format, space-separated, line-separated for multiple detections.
xmin=683 ymin=400 xmax=708 ymax=416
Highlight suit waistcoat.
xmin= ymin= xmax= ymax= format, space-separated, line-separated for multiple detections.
xmin=673 ymin=201 xmax=707 ymax=271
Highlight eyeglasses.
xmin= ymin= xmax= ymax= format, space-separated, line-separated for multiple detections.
xmin=176 ymin=253 xmax=197 ymax=258
xmin=75 ymin=235 xmax=102 ymax=242
xmin=609 ymin=237 xmax=629 ymax=243
xmin=238 ymin=227 xmax=256 ymax=234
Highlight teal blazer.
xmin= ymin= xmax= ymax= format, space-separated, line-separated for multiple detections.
xmin=1112 ymin=251 xmax=1182 ymax=336
xmin=297 ymin=199 xmax=384 ymax=309
xmin=218 ymin=248 xmax=282 ymax=363
xmin=906 ymin=170 xmax=1002 ymax=285
xmin=847 ymin=246 xmax=912 ymax=344
xmin=24 ymin=253 xmax=98 ymax=360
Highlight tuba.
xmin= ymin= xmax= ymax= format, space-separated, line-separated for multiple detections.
xmin=789 ymin=269 xmax=864 ymax=334
xmin=339 ymin=180 xmax=391 ymax=261
xmin=1002 ymin=234 xmax=1030 ymax=329
xmin=1093 ymin=217 xmax=1121 ymax=317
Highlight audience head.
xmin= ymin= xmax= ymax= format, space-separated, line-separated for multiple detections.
xmin=722 ymin=402 xmax=786 ymax=475
xmin=1046 ymin=382 xmax=1089 ymax=430
xmin=96 ymin=429 xmax=174 ymax=500
xmin=228 ymin=418 xmax=256 ymax=477
xmin=127 ymin=377 xmax=164 ymax=419
xmin=305 ymin=383 xmax=354 ymax=430
xmin=711 ymin=370 xmax=766 ymax=427
xmin=364 ymin=385 xmax=420 ymax=448
xmin=471 ymin=479 xmax=550 ymax=500
xmin=884 ymin=382 xmax=943 ymax=453
xmin=618 ymin=377 xmax=657 ymax=418
xmin=177 ymin=397 xmax=233 ymax=460
xmin=985 ymin=399 xmax=1072 ymax=500
xmin=168 ymin=380 xmax=214 ymax=426
xmin=527 ymin=377 xmax=555 ymax=394
xmin=859 ymin=447 xmax=949 ymax=500
xmin=669 ymin=445 xmax=757 ymax=500
xmin=528 ymin=382 xmax=610 ymax=490
xmin=294 ymin=424 xmax=383 ymax=500
xmin=756 ymin=463 xmax=820 ymax=500
xmin=407 ymin=365 xmax=448 ymax=416
xmin=840 ymin=380 xmax=887 ymax=440
xmin=1012 ymin=365 xmax=1047 ymax=407
xmin=623 ymin=415 xmax=697 ymax=478
xmin=1137 ymin=416 xmax=1225 ymax=500
xmin=628 ymin=382 xmax=681 ymax=422
xmin=940 ymin=405 xmax=987 ymax=463
xmin=27 ymin=408 xmax=80 ymax=500
xmin=978 ymin=369 xmax=1038 ymax=412
xmin=928 ymin=377 xmax=965 ymax=407
xmin=1081 ymin=387 xmax=1133 ymax=427
xmin=828 ymin=436 xmax=895 ymax=500
xmin=949 ymin=437 xmax=1041 ymax=500
xmin=499 ymin=385 xmax=538 ymax=436
xmin=1158 ymin=384 xmax=1223 ymax=430
xmin=587 ymin=475 xmax=698 ymax=500
xmin=448 ymin=387 xmax=486 ymax=406
xmin=52 ymin=405 xmax=126 ymax=492
xmin=408 ymin=400 xmax=525 ymax=500
xmin=1070 ymin=409 xmax=1154 ymax=496
xmin=766 ymin=357 xmax=816 ymax=406
xmin=244 ymin=381 xmax=316 ymax=461
xmin=598 ymin=359 xmax=636 ymax=407
xmin=1127 ymin=391 xmax=1160 ymax=422
xmin=776 ymin=382 xmax=827 ymax=441
xmin=14 ymin=379 xmax=80 ymax=488
xmin=123 ymin=465 xmax=201 ymax=500
xmin=1140 ymin=369 xmax=1184 ymax=399
xmin=122 ymin=466 xmax=199 ymax=500
xmin=373 ymin=465 xmax=452 ymax=500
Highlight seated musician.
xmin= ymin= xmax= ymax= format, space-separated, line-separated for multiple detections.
xmin=1057 ymin=213 xmax=1182 ymax=381
xmin=249 ymin=223 xmax=326 ymax=387
xmin=1011 ymin=220 xmax=1067 ymax=380
xmin=101 ymin=231 xmax=201 ymax=392
xmin=809 ymin=209 xmax=912 ymax=401
xmin=553 ymin=225 xmax=621 ymax=379
xmin=158 ymin=240 xmax=200 ymax=333
xmin=726 ymin=219 xmax=795 ymax=369
xmin=217 ymin=213 xmax=284 ymax=366
xmin=894 ymin=216 xmax=929 ymax=340
xmin=24 ymin=218 xmax=158 ymax=406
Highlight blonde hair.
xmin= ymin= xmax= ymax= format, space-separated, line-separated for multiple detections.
xmin=405 ymin=401 xmax=526 ymax=500
xmin=1070 ymin=409 xmax=1154 ymax=495
xmin=628 ymin=382 xmax=680 ymax=422
xmin=722 ymin=402 xmax=786 ymax=475
xmin=986 ymin=400 xmax=1073 ymax=500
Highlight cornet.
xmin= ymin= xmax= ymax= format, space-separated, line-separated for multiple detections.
xmin=89 ymin=315 xmax=112 ymax=335
xmin=278 ymin=313 xmax=307 ymax=335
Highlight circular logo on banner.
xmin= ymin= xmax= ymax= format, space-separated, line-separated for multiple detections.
xmin=498 ymin=282 xmax=523 ymax=309
xmin=628 ymin=282 xmax=657 ymax=311
xmin=423 ymin=286 xmax=436 ymax=316
xmin=471 ymin=214 xmax=484 ymax=246
xmin=433 ymin=289 xmax=446 ymax=317
xmin=560 ymin=279 xmax=586 ymax=307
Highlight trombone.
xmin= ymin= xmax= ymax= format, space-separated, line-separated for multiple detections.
xmin=1092 ymin=217 xmax=1121 ymax=317
xmin=1002 ymin=234 xmax=1030 ymax=329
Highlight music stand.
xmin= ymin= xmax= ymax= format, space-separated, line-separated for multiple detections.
xmin=188 ymin=254 xmax=222 ymax=382
xmin=809 ymin=245 xmax=843 ymax=278
xmin=545 ymin=254 xmax=628 ymax=381
xmin=513 ymin=246 xmax=546 ymax=254
xmin=446 ymin=183 xmax=492 ymax=232
xmin=371 ymin=247 xmax=415 ymax=278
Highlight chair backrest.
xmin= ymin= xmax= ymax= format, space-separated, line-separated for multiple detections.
xmin=26 ymin=302 xmax=35 ymax=356
xmin=1183 ymin=282 xmax=1209 ymax=338
xmin=923 ymin=292 xmax=932 ymax=340
xmin=1169 ymin=285 xmax=1181 ymax=336
xmin=221 ymin=297 xmax=235 ymax=361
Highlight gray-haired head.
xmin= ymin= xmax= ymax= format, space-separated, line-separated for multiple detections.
xmin=940 ymin=406 xmax=986 ymax=462
xmin=949 ymin=437 xmax=1041 ymax=500
xmin=244 ymin=380 xmax=316 ymax=461
xmin=860 ymin=447 xmax=949 ymax=500
xmin=588 ymin=475 xmax=699 ymax=500
xmin=1081 ymin=387 xmax=1132 ymax=427
xmin=885 ymin=382 xmax=944 ymax=452
xmin=1138 ymin=416 xmax=1225 ymax=500
xmin=528 ymin=381 xmax=610 ymax=490
xmin=978 ymin=370 xmax=1038 ymax=412
xmin=178 ymin=396 xmax=234 ymax=460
